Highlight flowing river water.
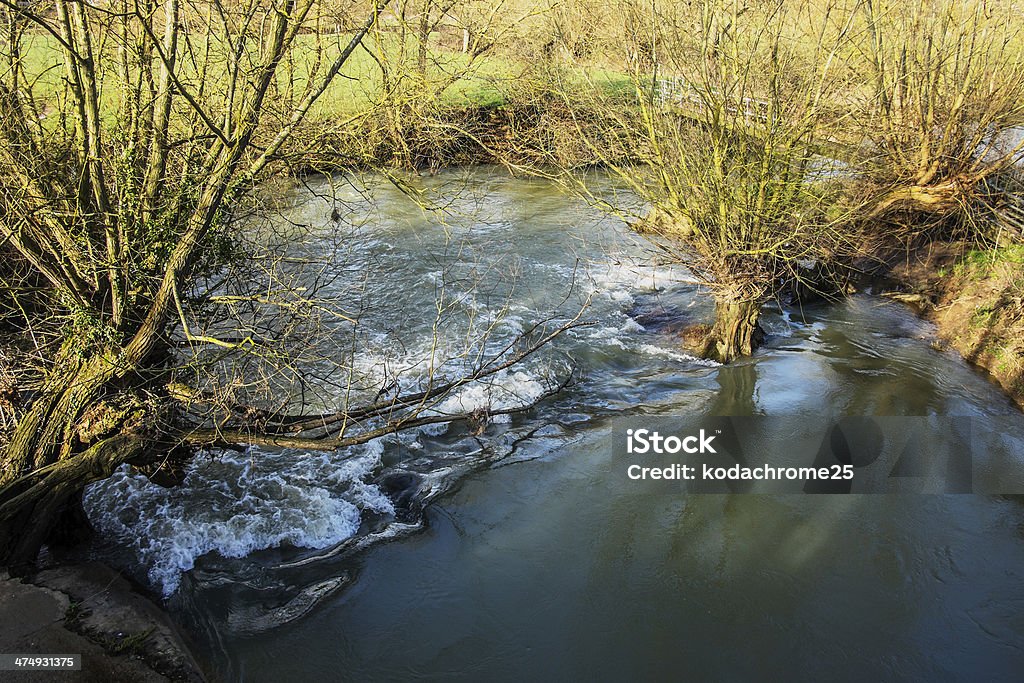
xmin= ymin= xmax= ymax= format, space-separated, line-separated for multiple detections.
xmin=83 ymin=168 xmax=1024 ymax=681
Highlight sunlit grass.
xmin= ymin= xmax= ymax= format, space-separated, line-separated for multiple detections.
xmin=15 ymin=30 xmax=518 ymax=128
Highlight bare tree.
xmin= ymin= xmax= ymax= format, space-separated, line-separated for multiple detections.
xmin=857 ymin=0 xmax=1024 ymax=222
xmin=0 ymin=0 xmax=578 ymax=568
xmin=544 ymin=0 xmax=858 ymax=362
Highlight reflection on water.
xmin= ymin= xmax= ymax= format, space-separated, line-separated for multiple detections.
xmin=85 ymin=168 xmax=1024 ymax=681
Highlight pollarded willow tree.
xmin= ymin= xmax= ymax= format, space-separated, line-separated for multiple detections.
xmin=858 ymin=0 xmax=1024 ymax=223
xmin=0 ymin=0 xmax=579 ymax=568
xmin=550 ymin=0 xmax=859 ymax=363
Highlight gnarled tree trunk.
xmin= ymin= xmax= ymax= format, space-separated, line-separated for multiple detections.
xmin=0 ymin=424 xmax=150 ymax=569
xmin=0 ymin=348 xmax=157 ymax=569
xmin=701 ymin=295 xmax=764 ymax=364
xmin=867 ymin=176 xmax=973 ymax=220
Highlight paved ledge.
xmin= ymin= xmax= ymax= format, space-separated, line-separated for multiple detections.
xmin=0 ymin=564 xmax=206 ymax=682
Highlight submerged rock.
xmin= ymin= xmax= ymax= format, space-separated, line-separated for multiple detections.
xmin=376 ymin=471 xmax=425 ymax=521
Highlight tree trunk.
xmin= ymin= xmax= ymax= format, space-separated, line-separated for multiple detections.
xmin=417 ymin=2 xmax=431 ymax=82
xmin=868 ymin=176 xmax=970 ymax=220
xmin=0 ymin=432 xmax=147 ymax=570
xmin=701 ymin=296 xmax=764 ymax=364
xmin=0 ymin=350 xmax=152 ymax=570
xmin=1 ymin=354 xmax=115 ymax=486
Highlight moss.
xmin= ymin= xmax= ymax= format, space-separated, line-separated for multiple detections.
xmin=64 ymin=601 xmax=88 ymax=629
xmin=97 ymin=628 xmax=155 ymax=657
xmin=970 ymin=306 xmax=995 ymax=328
xmin=996 ymin=350 xmax=1013 ymax=375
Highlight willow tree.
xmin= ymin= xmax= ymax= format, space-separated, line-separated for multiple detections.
xmin=858 ymin=0 xmax=1024 ymax=221
xmin=0 ymin=0 xmax=577 ymax=568
xmin=550 ymin=0 xmax=856 ymax=362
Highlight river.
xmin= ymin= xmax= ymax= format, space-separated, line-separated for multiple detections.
xmin=83 ymin=167 xmax=1024 ymax=681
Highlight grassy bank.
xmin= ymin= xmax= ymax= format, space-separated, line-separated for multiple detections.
xmin=887 ymin=243 xmax=1024 ymax=408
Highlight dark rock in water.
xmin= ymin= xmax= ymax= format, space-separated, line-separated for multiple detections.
xmin=132 ymin=446 xmax=191 ymax=488
xmin=47 ymin=491 xmax=95 ymax=549
xmin=627 ymin=301 xmax=698 ymax=335
xmin=376 ymin=471 xmax=424 ymax=521
xmin=225 ymin=576 xmax=349 ymax=636
xmin=678 ymin=323 xmax=714 ymax=355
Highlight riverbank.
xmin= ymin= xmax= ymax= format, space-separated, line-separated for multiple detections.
xmin=884 ymin=241 xmax=1024 ymax=409
xmin=0 ymin=563 xmax=206 ymax=682
xmin=279 ymin=110 xmax=1024 ymax=413
xmin=274 ymin=95 xmax=632 ymax=174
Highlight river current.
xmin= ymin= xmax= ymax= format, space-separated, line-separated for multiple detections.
xmin=83 ymin=168 xmax=1024 ymax=681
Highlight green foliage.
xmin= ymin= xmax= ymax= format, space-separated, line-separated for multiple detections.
xmin=63 ymin=305 xmax=122 ymax=355
xmin=970 ymin=306 xmax=995 ymax=329
xmin=63 ymin=601 xmax=87 ymax=629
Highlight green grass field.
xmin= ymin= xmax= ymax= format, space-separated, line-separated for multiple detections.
xmin=15 ymin=30 xmax=518 ymax=128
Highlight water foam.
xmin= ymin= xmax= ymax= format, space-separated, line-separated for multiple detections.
xmin=639 ymin=344 xmax=721 ymax=366
xmin=84 ymin=441 xmax=393 ymax=596
xmin=420 ymin=368 xmax=553 ymax=435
